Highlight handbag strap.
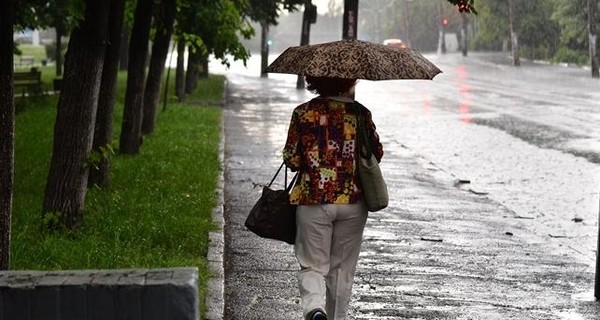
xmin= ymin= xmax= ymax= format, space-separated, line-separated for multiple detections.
xmin=354 ymin=102 xmax=373 ymax=159
xmin=268 ymin=162 xmax=299 ymax=191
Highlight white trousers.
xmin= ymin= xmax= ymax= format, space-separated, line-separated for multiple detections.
xmin=295 ymin=203 xmax=368 ymax=320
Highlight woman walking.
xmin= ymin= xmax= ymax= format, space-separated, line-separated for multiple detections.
xmin=283 ymin=76 xmax=384 ymax=320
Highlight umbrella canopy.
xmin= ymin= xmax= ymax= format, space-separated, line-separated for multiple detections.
xmin=266 ymin=39 xmax=442 ymax=81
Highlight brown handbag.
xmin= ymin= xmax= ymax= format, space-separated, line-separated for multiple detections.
xmin=245 ymin=163 xmax=298 ymax=244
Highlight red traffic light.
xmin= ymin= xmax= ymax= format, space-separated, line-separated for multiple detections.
xmin=442 ymin=18 xmax=449 ymax=26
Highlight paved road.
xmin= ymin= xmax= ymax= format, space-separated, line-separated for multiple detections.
xmin=218 ymin=53 xmax=600 ymax=319
xmin=356 ymin=52 xmax=600 ymax=270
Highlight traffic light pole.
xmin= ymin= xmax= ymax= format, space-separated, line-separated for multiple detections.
xmin=437 ymin=1 xmax=446 ymax=54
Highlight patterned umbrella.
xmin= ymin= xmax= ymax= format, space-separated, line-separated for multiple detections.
xmin=266 ymin=39 xmax=442 ymax=80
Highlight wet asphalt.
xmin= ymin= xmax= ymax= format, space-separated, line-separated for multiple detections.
xmin=217 ymin=66 xmax=600 ymax=319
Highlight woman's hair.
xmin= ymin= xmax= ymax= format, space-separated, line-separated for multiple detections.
xmin=305 ymin=76 xmax=357 ymax=96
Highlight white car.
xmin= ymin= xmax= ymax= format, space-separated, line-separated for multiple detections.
xmin=382 ymin=38 xmax=407 ymax=49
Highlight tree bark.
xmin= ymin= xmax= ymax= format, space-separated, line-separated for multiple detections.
xmin=199 ymin=53 xmax=209 ymax=78
xmin=185 ymin=47 xmax=201 ymax=94
xmin=42 ymin=0 xmax=110 ymax=230
xmin=55 ymin=22 xmax=65 ymax=76
xmin=0 ymin=0 xmax=16 ymax=270
xmin=260 ymin=21 xmax=269 ymax=78
xmin=175 ymin=40 xmax=186 ymax=102
xmin=119 ymin=25 xmax=130 ymax=71
xmin=508 ymin=0 xmax=520 ymax=66
xmin=460 ymin=12 xmax=468 ymax=57
xmin=589 ymin=0 xmax=599 ymax=78
xmin=119 ymin=0 xmax=154 ymax=154
xmin=142 ymin=0 xmax=176 ymax=135
xmin=89 ymin=0 xmax=126 ymax=188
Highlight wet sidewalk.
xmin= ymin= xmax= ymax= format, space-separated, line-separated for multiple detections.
xmin=219 ymin=71 xmax=600 ymax=320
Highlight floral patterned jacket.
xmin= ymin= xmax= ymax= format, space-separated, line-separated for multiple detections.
xmin=282 ymin=97 xmax=384 ymax=205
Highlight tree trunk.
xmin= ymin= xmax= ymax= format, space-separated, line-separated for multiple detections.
xmin=589 ymin=0 xmax=599 ymax=78
xmin=0 ymin=0 xmax=16 ymax=270
xmin=142 ymin=0 xmax=176 ymax=135
xmin=508 ymin=0 xmax=520 ymax=66
xmin=260 ymin=21 xmax=269 ymax=78
xmin=42 ymin=0 xmax=110 ymax=230
xmin=119 ymin=25 xmax=130 ymax=71
xmin=119 ymin=0 xmax=154 ymax=154
xmin=185 ymin=47 xmax=201 ymax=94
xmin=199 ymin=53 xmax=209 ymax=78
xmin=89 ymin=0 xmax=126 ymax=188
xmin=461 ymin=12 xmax=468 ymax=57
xmin=55 ymin=22 xmax=65 ymax=76
xmin=175 ymin=40 xmax=185 ymax=102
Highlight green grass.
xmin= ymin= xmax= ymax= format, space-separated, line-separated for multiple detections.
xmin=13 ymin=44 xmax=48 ymax=70
xmin=11 ymin=72 xmax=225 ymax=316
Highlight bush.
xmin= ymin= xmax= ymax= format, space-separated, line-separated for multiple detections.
xmin=521 ymin=45 xmax=554 ymax=61
xmin=552 ymin=47 xmax=588 ymax=65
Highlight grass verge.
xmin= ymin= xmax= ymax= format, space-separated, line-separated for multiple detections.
xmin=12 ymin=72 xmax=225 ymax=317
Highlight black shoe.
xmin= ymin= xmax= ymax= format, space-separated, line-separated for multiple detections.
xmin=308 ymin=309 xmax=327 ymax=320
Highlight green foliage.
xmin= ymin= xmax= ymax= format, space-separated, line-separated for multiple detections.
xmin=16 ymin=0 xmax=81 ymax=32
xmin=178 ymin=0 xmax=253 ymax=66
xmin=471 ymin=0 xmax=564 ymax=60
xmin=123 ymin=0 xmax=138 ymax=29
xmin=553 ymin=47 xmax=589 ymax=65
xmin=471 ymin=0 xmax=508 ymax=51
xmin=517 ymin=0 xmax=560 ymax=60
xmin=41 ymin=211 xmax=65 ymax=232
xmin=551 ymin=0 xmax=590 ymax=52
xmin=246 ymin=0 xmax=304 ymax=26
xmin=446 ymin=0 xmax=477 ymax=14
xmin=85 ymin=143 xmax=115 ymax=170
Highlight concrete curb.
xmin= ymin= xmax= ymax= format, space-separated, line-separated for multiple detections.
xmin=0 ymin=268 xmax=199 ymax=320
xmin=204 ymin=79 xmax=227 ymax=320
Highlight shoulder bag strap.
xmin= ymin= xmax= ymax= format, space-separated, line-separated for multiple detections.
xmin=268 ymin=162 xmax=285 ymax=187
xmin=268 ymin=162 xmax=299 ymax=192
xmin=353 ymin=102 xmax=373 ymax=159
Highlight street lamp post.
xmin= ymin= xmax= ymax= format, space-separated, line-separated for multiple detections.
xmin=343 ymin=0 xmax=358 ymax=40
xmin=297 ymin=1 xmax=317 ymax=89
xmin=596 ymin=188 xmax=600 ymax=300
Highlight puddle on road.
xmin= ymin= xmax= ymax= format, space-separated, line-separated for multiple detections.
xmin=571 ymin=290 xmax=596 ymax=302
xmin=557 ymin=311 xmax=587 ymax=320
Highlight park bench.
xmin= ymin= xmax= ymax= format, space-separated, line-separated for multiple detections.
xmin=14 ymin=68 xmax=42 ymax=96
xmin=17 ymin=56 xmax=34 ymax=67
